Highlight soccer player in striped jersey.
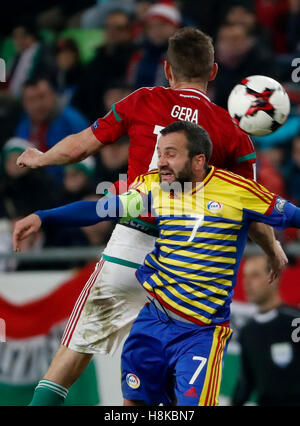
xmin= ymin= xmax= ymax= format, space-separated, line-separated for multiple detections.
xmin=15 ymin=28 xmax=286 ymax=406
xmin=14 ymin=121 xmax=300 ymax=405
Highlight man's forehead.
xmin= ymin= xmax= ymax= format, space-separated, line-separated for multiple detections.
xmin=158 ymin=132 xmax=187 ymax=149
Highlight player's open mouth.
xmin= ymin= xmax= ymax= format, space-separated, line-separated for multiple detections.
xmin=160 ymin=171 xmax=175 ymax=182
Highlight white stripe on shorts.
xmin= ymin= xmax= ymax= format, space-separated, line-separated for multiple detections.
xmin=61 ymin=259 xmax=104 ymax=347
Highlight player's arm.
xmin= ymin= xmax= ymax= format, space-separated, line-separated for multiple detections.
xmin=13 ymin=191 xmax=147 ymax=251
xmin=17 ymin=127 xmax=102 ymax=168
xmin=229 ymin=128 xmax=287 ymax=280
xmin=248 ymin=223 xmax=287 ymax=283
xmin=16 ymin=91 xmax=135 ymax=169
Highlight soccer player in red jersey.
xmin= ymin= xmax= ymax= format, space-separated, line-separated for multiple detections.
xmin=16 ymin=28 xmax=287 ymax=406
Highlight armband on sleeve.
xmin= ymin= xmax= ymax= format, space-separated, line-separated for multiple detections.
xmin=118 ymin=190 xmax=145 ymax=222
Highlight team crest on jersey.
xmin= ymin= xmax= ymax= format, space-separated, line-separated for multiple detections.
xmin=207 ymin=201 xmax=223 ymax=214
xmin=126 ymin=373 xmax=140 ymax=389
xmin=270 ymin=342 xmax=293 ymax=367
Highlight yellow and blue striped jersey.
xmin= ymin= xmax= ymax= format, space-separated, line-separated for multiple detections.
xmin=131 ymin=166 xmax=281 ymax=326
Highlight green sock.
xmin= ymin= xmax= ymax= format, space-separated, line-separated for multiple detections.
xmin=29 ymin=380 xmax=68 ymax=406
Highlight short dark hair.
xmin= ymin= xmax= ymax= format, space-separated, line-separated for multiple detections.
xmin=160 ymin=121 xmax=212 ymax=168
xmin=23 ymin=77 xmax=53 ymax=91
xmin=167 ymin=27 xmax=214 ymax=82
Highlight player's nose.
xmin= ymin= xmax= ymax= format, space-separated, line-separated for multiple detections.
xmin=158 ymin=155 xmax=168 ymax=168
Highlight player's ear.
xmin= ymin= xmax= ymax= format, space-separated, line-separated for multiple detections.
xmin=192 ymin=154 xmax=206 ymax=172
xmin=208 ymin=63 xmax=218 ymax=82
xmin=164 ymin=61 xmax=173 ymax=83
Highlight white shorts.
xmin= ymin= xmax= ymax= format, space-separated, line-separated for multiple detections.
xmin=61 ymin=224 xmax=156 ymax=355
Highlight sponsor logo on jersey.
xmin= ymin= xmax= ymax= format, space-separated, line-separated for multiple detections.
xmin=184 ymin=387 xmax=199 ymax=397
xmin=275 ymin=197 xmax=286 ymax=214
xmin=126 ymin=373 xmax=140 ymax=389
xmin=270 ymin=342 xmax=293 ymax=367
xmin=207 ymin=201 xmax=223 ymax=214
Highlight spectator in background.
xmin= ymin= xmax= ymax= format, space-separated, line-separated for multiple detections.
xmin=102 ymin=82 xmax=133 ymax=112
xmin=44 ymin=156 xmax=114 ymax=248
xmin=283 ymin=136 xmax=300 ymax=205
xmin=16 ymin=77 xmax=89 ymax=182
xmin=61 ymin=158 xmax=97 ymax=204
xmin=127 ymin=2 xmax=181 ymax=88
xmin=225 ymin=4 xmax=273 ymax=55
xmin=6 ymin=21 xmax=56 ymax=99
xmin=97 ymin=136 xmax=129 ymax=183
xmin=255 ymin=0 xmax=290 ymax=53
xmin=0 ymin=138 xmax=59 ymax=220
xmin=257 ymin=147 xmax=286 ymax=197
xmin=213 ymin=23 xmax=276 ymax=108
xmin=132 ymin=0 xmax=158 ymax=41
xmin=54 ymin=39 xmax=83 ymax=107
xmin=232 ymin=255 xmax=300 ymax=406
xmin=74 ymin=9 xmax=136 ymax=121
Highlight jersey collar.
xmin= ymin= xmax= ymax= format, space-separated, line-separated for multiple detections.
xmin=190 ymin=166 xmax=215 ymax=195
xmin=176 ymin=88 xmax=211 ymax=102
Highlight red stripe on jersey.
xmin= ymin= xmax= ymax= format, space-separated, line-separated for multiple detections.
xmin=215 ymin=169 xmax=273 ymax=202
xmin=214 ymin=173 xmax=272 ymax=205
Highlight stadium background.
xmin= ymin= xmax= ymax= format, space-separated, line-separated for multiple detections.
xmin=0 ymin=0 xmax=300 ymax=406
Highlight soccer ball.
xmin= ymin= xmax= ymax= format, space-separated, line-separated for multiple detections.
xmin=227 ymin=75 xmax=290 ymax=136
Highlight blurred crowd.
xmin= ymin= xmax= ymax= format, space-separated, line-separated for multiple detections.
xmin=0 ymin=0 xmax=300 ymax=265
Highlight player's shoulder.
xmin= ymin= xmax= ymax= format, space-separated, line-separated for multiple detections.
xmin=131 ymin=169 xmax=160 ymax=189
xmin=137 ymin=169 xmax=160 ymax=183
xmin=278 ymin=304 xmax=300 ymax=319
xmin=210 ymin=102 xmax=249 ymax=138
xmin=213 ymin=167 xmax=273 ymax=200
xmin=213 ymin=167 xmax=253 ymax=185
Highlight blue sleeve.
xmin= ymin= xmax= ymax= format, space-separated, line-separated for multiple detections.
xmin=243 ymin=197 xmax=300 ymax=229
xmin=35 ymin=198 xmax=124 ymax=227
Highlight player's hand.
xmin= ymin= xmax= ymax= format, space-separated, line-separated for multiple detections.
xmin=268 ymin=240 xmax=288 ymax=284
xmin=13 ymin=214 xmax=42 ymax=252
xmin=16 ymin=148 xmax=44 ymax=169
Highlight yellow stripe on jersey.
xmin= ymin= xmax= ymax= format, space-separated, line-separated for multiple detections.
xmin=160 ymin=230 xmax=238 ymax=241
xmin=198 ymin=326 xmax=232 ymax=406
xmin=164 ymin=285 xmax=217 ymax=315
xmin=214 ymin=169 xmax=273 ymax=203
xmin=156 ymin=269 xmax=229 ymax=297
xmin=160 ymin=245 xmax=236 ymax=264
xmin=146 ymin=255 xmax=233 ymax=286
xmin=151 ymin=272 xmax=224 ymax=310
xmin=153 ymin=287 xmax=212 ymax=325
xmin=158 ymin=255 xmax=234 ymax=276
xmin=161 ymin=239 xmax=237 ymax=253
xmin=161 ymin=220 xmax=242 ymax=230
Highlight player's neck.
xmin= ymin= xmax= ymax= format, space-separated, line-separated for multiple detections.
xmin=192 ymin=168 xmax=209 ymax=188
xmin=171 ymin=81 xmax=207 ymax=93
xmin=257 ymin=296 xmax=282 ymax=314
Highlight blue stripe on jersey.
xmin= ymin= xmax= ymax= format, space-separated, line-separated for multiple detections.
xmin=146 ymin=254 xmax=233 ymax=281
xmin=147 ymin=277 xmax=216 ymax=321
xmin=157 ymin=215 xmax=242 ymax=225
xmin=152 ymin=272 xmax=226 ymax=307
xmin=159 ymin=251 xmax=236 ymax=270
xmin=158 ymin=235 xmax=238 ymax=246
xmin=159 ymin=224 xmax=241 ymax=235
xmin=157 ymin=243 xmax=237 ymax=259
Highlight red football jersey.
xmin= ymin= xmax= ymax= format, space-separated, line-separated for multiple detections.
xmin=91 ymin=86 xmax=256 ymax=184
